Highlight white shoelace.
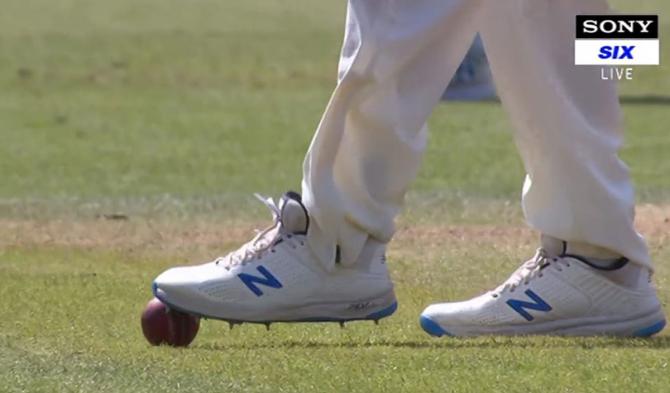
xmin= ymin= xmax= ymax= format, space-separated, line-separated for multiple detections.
xmin=493 ymin=248 xmax=571 ymax=296
xmin=215 ymin=194 xmax=302 ymax=270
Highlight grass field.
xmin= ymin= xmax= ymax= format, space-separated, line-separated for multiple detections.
xmin=1 ymin=1 xmax=670 ymax=392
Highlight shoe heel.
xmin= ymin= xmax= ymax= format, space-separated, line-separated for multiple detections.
xmin=365 ymin=301 xmax=398 ymax=321
xmin=633 ymin=319 xmax=666 ymax=337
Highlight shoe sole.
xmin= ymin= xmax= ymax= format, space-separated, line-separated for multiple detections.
xmin=420 ymin=308 xmax=666 ymax=337
xmin=152 ymin=282 xmax=398 ymax=325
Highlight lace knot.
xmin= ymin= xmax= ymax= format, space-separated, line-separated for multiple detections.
xmin=494 ymin=248 xmax=569 ymax=295
xmin=214 ymin=194 xmax=301 ymax=270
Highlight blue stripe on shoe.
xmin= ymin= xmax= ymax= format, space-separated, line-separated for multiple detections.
xmin=365 ymin=301 xmax=398 ymax=320
xmin=420 ymin=315 xmax=452 ymax=337
xmin=633 ymin=319 xmax=666 ymax=337
xmin=290 ymin=301 xmax=398 ymax=323
xmin=151 ymin=281 xmax=397 ymax=324
xmin=292 ymin=301 xmax=398 ymax=323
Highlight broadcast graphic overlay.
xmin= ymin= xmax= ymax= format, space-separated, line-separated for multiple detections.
xmin=575 ymin=15 xmax=660 ymax=80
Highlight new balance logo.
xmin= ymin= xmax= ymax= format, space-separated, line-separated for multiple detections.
xmin=506 ymin=289 xmax=552 ymax=321
xmin=238 ymin=265 xmax=283 ymax=297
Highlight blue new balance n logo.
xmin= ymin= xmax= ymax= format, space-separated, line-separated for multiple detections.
xmin=238 ymin=265 xmax=283 ymax=297
xmin=506 ymin=289 xmax=552 ymax=321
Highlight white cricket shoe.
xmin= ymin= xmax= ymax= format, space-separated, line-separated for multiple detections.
xmin=420 ymin=244 xmax=665 ymax=337
xmin=153 ymin=192 xmax=397 ymax=325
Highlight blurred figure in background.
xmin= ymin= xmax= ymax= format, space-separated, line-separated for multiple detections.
xmin=443 ymin=35 xmax=497 ymax=101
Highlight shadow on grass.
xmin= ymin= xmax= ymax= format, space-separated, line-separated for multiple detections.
xmin=620 ymin=95 xmax=670 ymax=105
xmin=445 ymin=95 xmax=670 ymax=106
xmin=443 ymin=94 xmax=670 ymax=105
xmin=195 ymin=336 xmax=670 ymax=351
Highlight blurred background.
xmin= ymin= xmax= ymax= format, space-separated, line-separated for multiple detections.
xmin=0 ymin=0 xmax=668 ymax=221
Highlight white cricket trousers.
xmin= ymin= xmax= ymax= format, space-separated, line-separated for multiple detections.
xmin=301 ymin=0 xmax=652 ymax=270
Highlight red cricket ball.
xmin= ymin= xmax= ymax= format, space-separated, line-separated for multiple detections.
xmin=141 ymin=298 xmax=200 ymax=347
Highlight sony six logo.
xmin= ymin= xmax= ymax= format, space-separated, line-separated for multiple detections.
xmin=575 ymin=15 xmax=659 ymax=65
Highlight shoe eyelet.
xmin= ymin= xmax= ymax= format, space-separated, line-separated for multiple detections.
xmin=492 ymin=294 xmax=498 ymax=298
xmin=300 ymin=241 xmax=305 ymax=246
xmin=271 ymin=249 xmax=276 ymax=253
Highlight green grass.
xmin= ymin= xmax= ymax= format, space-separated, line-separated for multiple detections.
xmin=1 ymin=0 xmax=669 ymax=212
xmin=1 ymin=0 xmax=670 ymax=392
xmin=2 ymin=240 xmax=670 ymax=393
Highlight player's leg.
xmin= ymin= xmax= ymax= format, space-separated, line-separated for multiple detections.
xmin=303 ymin=0 xmax=483 ymax=270
xmin=153 ymin=0 xmax=482 ymax=324
xmin=420 ymin=0 xmax=665 ymax=337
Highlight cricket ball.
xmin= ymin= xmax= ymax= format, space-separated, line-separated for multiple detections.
xmin=141 ymin=297 xmax=200 ymax=347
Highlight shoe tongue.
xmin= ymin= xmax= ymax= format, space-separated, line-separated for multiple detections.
xmin=278 ymin=191 xmax=309 ymax=234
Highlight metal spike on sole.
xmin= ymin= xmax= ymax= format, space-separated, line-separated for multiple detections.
xmin=374 ymin=319 xmax=379 ymax=325
xmin=339 ymin=321 xmax=345 ymax=329
xmin=264 ymin=322 xmax=271 ymax=331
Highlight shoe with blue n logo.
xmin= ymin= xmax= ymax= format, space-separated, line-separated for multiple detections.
xmin=152 ymin=192 xmax=397 ymax=326
xmin=420 ymin=237 xmax=665 ymax=337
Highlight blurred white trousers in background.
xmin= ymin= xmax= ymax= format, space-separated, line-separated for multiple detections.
xmin=301 ymin=0 xmax=652 ymax=270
